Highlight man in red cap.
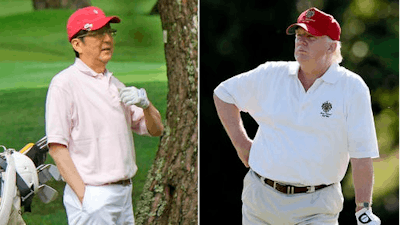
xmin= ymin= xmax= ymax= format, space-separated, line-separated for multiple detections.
xmin=45 ymin=6 xmax=164 ymax=225
xmin=214 ymin=7 xmax=381 ymax=224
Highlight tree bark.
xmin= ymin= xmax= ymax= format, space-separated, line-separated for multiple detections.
xmin=32 ymin=0 xmax=90 ymax=10
xmin=135 ymin=0 xmax=198 ymax=224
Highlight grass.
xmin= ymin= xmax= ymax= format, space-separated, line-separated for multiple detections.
xmin=0 ymin=0 xmax=168 ymax=224
xmin=0 ymin=0 xmax=32 ymax=17
xmin=0 ymin=61 xmax=166 ymax=90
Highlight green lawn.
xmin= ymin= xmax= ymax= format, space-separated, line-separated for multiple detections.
xmin=0 ymin=0 xmax=167 ymax=224
xmin=0 ymin=61 xmax=166 ymax=90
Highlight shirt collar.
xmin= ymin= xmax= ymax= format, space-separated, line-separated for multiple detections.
xmin=74 ymin=58 xmax=111 ymax=78
xmin=288 ymin=61 xmax=341 ymax=84
xmin=319 ymin=63 xmax=340 ymax=84
xmin=288 ymin=61 xmax=300 ymax=76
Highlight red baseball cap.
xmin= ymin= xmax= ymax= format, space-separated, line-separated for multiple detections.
xmin=67 ymin=6 xmax=121 ymax=42
xmin=286 ymin=7 xmax=341 ymax=41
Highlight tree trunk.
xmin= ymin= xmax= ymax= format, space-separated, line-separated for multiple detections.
xmin=32 ymin=0 xmax=90 ymax=10
xmin=135 ymin=0 xmax=198 ymax=224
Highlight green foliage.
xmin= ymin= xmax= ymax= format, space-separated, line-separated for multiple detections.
xmin=340 ymin=0 xmax=399 ymax=104
xmin=374 ymin=88 xmax=399 ymax=156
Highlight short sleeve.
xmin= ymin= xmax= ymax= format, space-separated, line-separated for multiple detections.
xmin=214 ymin=63 xmax=270 ymax=112
xmin=45 ymin=85 xmax=72 ymax=147
xmin=346 ymin=84 xmax=379 ymax=158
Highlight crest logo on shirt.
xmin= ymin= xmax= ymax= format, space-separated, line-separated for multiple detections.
xmin=320 ymin=101 xmax=332 ymax=117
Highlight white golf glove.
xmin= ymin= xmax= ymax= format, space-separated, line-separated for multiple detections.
xmin=355 ymin=208 xmax=381 ymax=225
xmin=119 ymin=86 xmax=150 ymax=109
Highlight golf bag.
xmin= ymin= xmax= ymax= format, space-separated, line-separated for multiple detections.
xmin=0 ymin=137 xmax=61 ymax=225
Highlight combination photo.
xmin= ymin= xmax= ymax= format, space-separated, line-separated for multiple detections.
xmin=0 ymin=0 xmax=398 ymax=224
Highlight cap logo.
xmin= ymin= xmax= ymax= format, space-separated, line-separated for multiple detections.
xmin=306 ymin=10 xmax=315 ymax=18
xmin=84 ymin=23 xmax=93 ymax=31
xmin=93 ymin=9 xmax=98 ymax=14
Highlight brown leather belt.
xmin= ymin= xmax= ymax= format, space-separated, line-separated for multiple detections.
xmin=254 ymin=172 xmax=331 ymax=194
xmin=105 ymin=179 xmax=131 ymax=186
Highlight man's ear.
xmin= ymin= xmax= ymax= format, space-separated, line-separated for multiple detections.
xmin=327 ymin=42 xmax=337 ymax=54
xmin=71 ymin=39 xmax=83 ymax=55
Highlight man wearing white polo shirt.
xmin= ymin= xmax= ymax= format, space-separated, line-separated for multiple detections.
xmin=45 ymin=6 xmax=164 ymax=225
xmin=214 ymin=7 xmax=380 ymax=224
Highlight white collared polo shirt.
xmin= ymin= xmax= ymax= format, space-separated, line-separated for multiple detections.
xmin=46 ymin=58 xmax=149 ymax=186
xmin=214 ymin=61 xmax=379 ymax=185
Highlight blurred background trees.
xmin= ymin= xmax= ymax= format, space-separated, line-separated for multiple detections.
xmin=32 ymin=0 xmax=91 ymax=10
xmin=200 ymin=0 xmax=398 ymax=224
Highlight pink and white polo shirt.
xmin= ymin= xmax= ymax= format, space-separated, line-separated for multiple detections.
xmin=46 ymin=58 xmax=149 ymax=185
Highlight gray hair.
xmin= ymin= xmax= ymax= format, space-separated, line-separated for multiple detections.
xmin=326 ymin=37 xmax=343 ymax=64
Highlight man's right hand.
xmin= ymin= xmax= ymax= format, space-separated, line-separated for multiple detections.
xmin=49 ymin=143 xmax=86 ymax=205
xmin=77 ymin=186 xmax=85 ymax=204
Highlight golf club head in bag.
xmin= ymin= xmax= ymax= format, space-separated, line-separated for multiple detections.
xmin=37 ymin=164 xmax=62 ymax=184
xmin=20 ymin=136 xmax=48 ymax=167
xmin=19 ymin=137 xmax=61 ymax=205
xmin=37 ymin=185 xmax=58 ymax=204
xmin=18 ymin=136 xmax=61 ymax=205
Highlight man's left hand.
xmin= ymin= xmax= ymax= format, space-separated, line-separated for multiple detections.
xmin=355 ymin=208 xmax=381 ymax=225
xmin=120 ymin=86 xmax=150 ymax=109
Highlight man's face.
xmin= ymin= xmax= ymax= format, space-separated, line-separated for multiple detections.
xmin=75 ymin=24 xmax=115 ymax=65
xmin=294 ymin=28 xmax=330 ymax=63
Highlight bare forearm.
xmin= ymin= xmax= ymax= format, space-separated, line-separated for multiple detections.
xmin=49 ymin=143 xmax=86 ymax=203
xmin=351 ymin=157 xmax=374 ymax=211
xmin=143 ymin=102 xmax=164 ymax=136
xmin=214 ymin=94 xmax=252 ymax=167
xmin=226 ymin=114 xmax=252 ymax=152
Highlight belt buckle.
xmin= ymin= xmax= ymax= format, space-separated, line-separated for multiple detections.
xmin=287 ymin=186 xmax=294 ymax=194
xmin=306 ymin=186 xmax=315 ymax=193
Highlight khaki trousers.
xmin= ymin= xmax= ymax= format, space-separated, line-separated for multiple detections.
xmin=242 ymin=170 xmax=343 ymax=225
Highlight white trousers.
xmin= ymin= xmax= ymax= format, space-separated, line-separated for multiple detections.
xmin=242 ymin=170 xmax=344 ymax=225
xmin=63 ymin=183 xmax=135 ymax=225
